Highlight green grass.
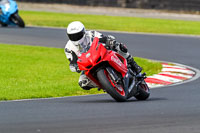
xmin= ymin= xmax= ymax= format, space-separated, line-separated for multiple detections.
xmin=0 ymin=44 xmax=161 ymax=100
xmin=20 ymin=10 xmax=200 ymax=35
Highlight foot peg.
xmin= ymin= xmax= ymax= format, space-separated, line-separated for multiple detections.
xmin=136 ymin=72 xmax=147 ymax=79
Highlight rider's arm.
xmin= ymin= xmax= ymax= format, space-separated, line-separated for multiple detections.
xmin=99 ymin=34 xmax=118 ymax=50
xmin=89 ymin=30 xmax=117 ymax=49
xmin=64 ymin=42 xmax=81 ymax=73
xmin=97 ymin=32 xmax=128 ymax=53
xmin=99 ymin=35 xmax=115 ymax=44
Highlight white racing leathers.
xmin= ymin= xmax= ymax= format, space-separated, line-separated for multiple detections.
xmin=64 ymin=30 xmax=131 ymax=90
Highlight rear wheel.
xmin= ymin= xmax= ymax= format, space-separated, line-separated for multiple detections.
xmin=10 ymin=13 xmax=25 ymax=28
xmin=0 ymin=21 xmax=8 ymax=27
xmin=97 ymin=68 xmax=127 ymax=102
xmin=134 ymin=80 xmax=150 ymax=100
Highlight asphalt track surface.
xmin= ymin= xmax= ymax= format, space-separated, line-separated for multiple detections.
xmin=0 ymin=27 xmax=200 ymax=133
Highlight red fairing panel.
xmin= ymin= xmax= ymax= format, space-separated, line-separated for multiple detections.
xmin=77 ymin=38 xmax=107 ymax=71
xmin=104 ymin=51 xmax=128 ymax=77
xmin=77 ymin=37 xmax=128 ymax=81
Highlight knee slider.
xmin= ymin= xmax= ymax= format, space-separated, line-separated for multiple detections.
xmin=79 ymin=79 xmax=89 ymax=88
xmin=78 ymin=79 xmax=92 ymax=90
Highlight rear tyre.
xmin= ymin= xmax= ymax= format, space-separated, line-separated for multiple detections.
xmin=135 ymin=80 xmax=150 ymax=100
xmin=97 ymin=68 xmax=127 ymax=102
xmin=10 ymin=13 xmax=25 ymax=28
xmin=0 ymin=21 xmax=8 ymax=27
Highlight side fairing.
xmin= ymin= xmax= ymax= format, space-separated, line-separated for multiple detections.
xmin=104 ymin=51 xmax=128 ymax=77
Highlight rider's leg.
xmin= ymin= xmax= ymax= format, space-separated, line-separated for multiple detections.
xmin=127 ymin=55 xmax=142 ymax=74
xmin=78 ymin=72 xmax=97 ymax=90
xmin=115 ymin=43 xmax=142 ymax=74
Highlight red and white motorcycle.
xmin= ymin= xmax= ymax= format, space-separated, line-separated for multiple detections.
xmin=77 ymin=37 xmax=150 ymax=102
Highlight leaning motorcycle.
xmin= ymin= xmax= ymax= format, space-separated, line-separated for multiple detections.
xmin=77 ymin=37 xmax=150 ymax=102
xmin=0 ymin=0 xmax=25 ymax=27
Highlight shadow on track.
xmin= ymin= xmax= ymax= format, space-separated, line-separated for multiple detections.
xmin=70 ymin=97 xmax=167 ymax=104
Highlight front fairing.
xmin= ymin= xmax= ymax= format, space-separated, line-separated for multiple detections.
xmin=77 ymin=37 xmax=128 ymax=77
xmin=77 ymin=38 xmax=107 ymax=71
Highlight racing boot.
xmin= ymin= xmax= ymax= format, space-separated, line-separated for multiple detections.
xmin=78 ymin=72 xmax=97 ymax=90
xmin=127 ymin=55 xmax=142 ymax=74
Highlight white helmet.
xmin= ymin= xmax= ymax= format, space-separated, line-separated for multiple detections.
xmin=67 ymin=21 xmax=86 ymax=45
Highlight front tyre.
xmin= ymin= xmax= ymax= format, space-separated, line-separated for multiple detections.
xmin=97 ymin=68 xmax=127 ymax=102
xmin=135 ymin=80 xmax=150 ymax=100
xmin=10 ymin=13 xmax=25 ymax=28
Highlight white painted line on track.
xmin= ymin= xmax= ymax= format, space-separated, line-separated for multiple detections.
xmin=162 ymin=64 xmax=189 ymax=69
xmin=29 ymin=26 xmax=200 ymax=39
xmin=162 ymin=68 xmax=195 ymax=74
xmin=146 ymin=83 xmax=164 ymax=88
xmin=0 ymin=94 xmax=105 ymax=103
xmin=159 ymin=72 xmax=193 ymax=78
xmin=148 ymin=75 xmax=183 ymax=83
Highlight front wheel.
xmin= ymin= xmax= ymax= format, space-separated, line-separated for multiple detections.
xmin=97 ymin=68 xmax=127 ymax=102
xmin=134 ymin=80 xmax=150 ymax=100
xmin=10 ymin=13 xmax=25 ymax=28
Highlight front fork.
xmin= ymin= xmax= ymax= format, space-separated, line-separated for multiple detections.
xmin=105 ymin=67 xmax=138 ymax=98
xmin=125 ymin=69 xmax=147 ymax=98
xmin=105 ymin=67 xmax=121 ymax=84
xmin=105 ymin=67 xmax=147 ymax=99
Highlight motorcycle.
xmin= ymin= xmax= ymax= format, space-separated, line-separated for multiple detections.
xmin=0 ymin=0 xmax=25 ymax=27
xmin=77 ymin=37 xmax=150 ymax=102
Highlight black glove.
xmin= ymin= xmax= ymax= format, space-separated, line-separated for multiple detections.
xmin=106 ymin=39 xmax=116 ymax=50
xmin=99 ymin=35 xmax=117 ymax=50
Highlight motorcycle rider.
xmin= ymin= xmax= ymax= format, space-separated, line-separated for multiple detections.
xmin=0 ymin=0 xmax=6 ymax=27
xmin=0 ymin=0 xmax=9 ymax=27
xmin=0 ymin=0 xmax=3 ymax=14
xmin=0 ymin=0 xmax=7 ymax=5
xmin=65 ymin=21 xmax=142 ymax=90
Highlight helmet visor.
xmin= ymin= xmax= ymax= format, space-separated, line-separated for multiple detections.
xmin=67 ymin=29 xmax=85 ymax=41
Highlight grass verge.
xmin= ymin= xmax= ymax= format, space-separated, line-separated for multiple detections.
xmin=0 ymin=43 xmax=161 ymax=100
xmin=20 ymin=10 xmax=200 ymax=35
